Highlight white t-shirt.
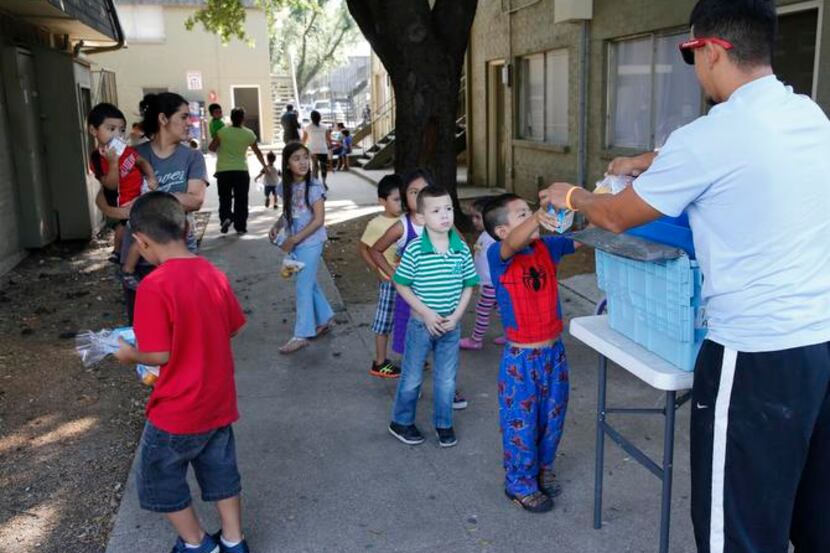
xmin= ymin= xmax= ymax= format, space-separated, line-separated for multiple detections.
xmin=474 ymin=230 xmax=497 ymax=287
xmin=633 ymin=75 xmax=830 ymax=352
xmin=304 ymin=124 xmax=329 ymax=155
xmin=395 ymin=214 xmax=424 ymax=255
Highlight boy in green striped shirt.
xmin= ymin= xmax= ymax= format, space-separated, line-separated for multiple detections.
xmin=389 ymin=185 xmax=478 ymax=448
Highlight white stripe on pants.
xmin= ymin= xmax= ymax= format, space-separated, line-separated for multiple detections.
xmin=709 ymin=347 xmax=738 ymax=553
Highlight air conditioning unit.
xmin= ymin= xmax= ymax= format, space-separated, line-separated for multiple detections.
xmin=554 ymin=0 xmax=593 ymax=23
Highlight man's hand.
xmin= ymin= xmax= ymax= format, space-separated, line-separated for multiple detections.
xmin=113 ymin=337 xmax=137 ymax=365
xmin=607 ymin=157 xmax=642 ymax=177
xmin=539 ymin=183 xmax=575 ymax=212
xmin=607 ymin=151 xmax=657 ymax=177
xmin=423 ymin=310 xmax=447 ymax=336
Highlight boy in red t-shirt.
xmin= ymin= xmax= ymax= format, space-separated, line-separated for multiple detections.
xmin=87 ymin=103 xmax=157 ymax=288
xmin=114 ymin=192 xmax=249 ymax=553
xmin=483 ymin=193 xmax=577 ymax=514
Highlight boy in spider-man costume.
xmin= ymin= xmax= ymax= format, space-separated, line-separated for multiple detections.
xmin=483 ymin=193 xmax=576 ymax=514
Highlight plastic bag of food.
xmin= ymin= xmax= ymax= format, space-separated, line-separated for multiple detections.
xmin=594 ymin=174 xmax=634 ymax=195
xmin=75 ymin=327 xmax=160 ymax=385
xmin=280 ymin=255 xmax=306 ymax=278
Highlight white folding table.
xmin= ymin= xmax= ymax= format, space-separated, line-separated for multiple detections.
xmin=570 ymin=315 xmax=694 ymax=553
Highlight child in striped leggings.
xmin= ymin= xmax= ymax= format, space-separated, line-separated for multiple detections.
xmin=461 ymin=197 xmax=506 ymax=350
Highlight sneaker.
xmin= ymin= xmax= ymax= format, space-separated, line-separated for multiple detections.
xmin=220 ymin=219 xmax=232 ymax=234
xmin=117 ymin=269 xmax=140 ymax=291
xmin=388 ymin=422 xmax=425 ymax=445
xmin=459 ymin=337 xmax=483 ymax=350
xmin=236 ymin=229 xmax=247 ymax=235
xmin=370 ymin=359 xmax=401 ymax=379
xmin=492 ymin=336 xmax=507 ymax=346
xmin=453 ymin=391 xmax=468 ymax=410
xmin=170 ymin=534 xmax=220 ymax=553
xmin=212 ymin=531 xmax=249 ymax=553
xmin=436 ymin=427 xmax=458 ymax=448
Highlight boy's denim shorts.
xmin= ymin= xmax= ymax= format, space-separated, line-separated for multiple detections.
xmin=136 ymin=422 xmax=241 ymax=513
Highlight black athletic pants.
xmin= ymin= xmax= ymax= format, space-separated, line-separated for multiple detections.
xmin=217 ymin=170 xmax=250 ymax=232
xmin=691 ymin=339 xmax=830 ymax=553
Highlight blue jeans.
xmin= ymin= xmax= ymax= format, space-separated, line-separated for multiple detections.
xmin=391 ymin=318 xmax=460 ymax=429
xmin=292 ymin=242 xmax=334 ymax=338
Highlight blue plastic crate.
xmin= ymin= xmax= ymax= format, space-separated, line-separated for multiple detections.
xmin=596 ymin=249 xmax=707 ymax=371
xmin=626 ymin=213 xmax=696 ymax=259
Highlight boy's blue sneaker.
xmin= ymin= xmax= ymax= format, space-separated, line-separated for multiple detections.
xmin=170 ymin=533 xmax=220 ymax=553
xmin=212 ymin=531 xmax=250 ymax=553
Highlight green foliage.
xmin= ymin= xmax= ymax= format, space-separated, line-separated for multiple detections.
xmin=184 ymin=0 xmax=250 ymax=44
xmin=270 ymin=0 xmax=361 ymax=95
xmin=185 ymin=0 xmax=312 ymax=45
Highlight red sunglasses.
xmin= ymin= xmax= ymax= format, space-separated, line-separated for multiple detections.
xmin=679 ymin=37 xmax=734 ymax=65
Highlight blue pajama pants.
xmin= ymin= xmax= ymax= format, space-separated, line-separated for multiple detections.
xmin=498 ymin=340 xmax=569 ymax=497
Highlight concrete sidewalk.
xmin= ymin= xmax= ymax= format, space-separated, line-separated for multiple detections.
xmin=105 ymin=169 xmax=695 ymax=553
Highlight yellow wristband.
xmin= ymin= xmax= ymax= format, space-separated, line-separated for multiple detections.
xmin=565 ymin=186 xmax=579 ymax=212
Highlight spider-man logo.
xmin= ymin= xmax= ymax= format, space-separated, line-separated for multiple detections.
xmin=522 ymin=265 xmax=547 ymax=292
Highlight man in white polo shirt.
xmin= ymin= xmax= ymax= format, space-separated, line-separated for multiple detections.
xmin=544 ymin=1 xmax=830 ymax=552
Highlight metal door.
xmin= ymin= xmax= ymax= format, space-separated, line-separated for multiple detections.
xmin=1 ymin=47 xmax=55 ymax=246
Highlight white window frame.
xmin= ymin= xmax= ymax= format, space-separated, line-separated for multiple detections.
xmin=605 ymin=29 xmax=702 ymax=150
xmin=777 ymin=0 xmax=823 ymax=100
xmin=516 ymin=48 xmax=570 ymax=146
xmin=117 ymin=5 xmax=165 ymax=44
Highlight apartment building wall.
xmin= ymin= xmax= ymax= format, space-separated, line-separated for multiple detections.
xmin=0 ymin=5 xmax=120 ymax=273
xmin=468 ymin=0 xmax=830 ymax=199
xmin=93 ymin=4 xmax=274 ymax=143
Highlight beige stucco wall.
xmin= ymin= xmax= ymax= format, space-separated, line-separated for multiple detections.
xmin=93 ymin=6 xmax=274 ymax=143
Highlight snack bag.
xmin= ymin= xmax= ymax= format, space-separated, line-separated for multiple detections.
xmin=75 ymin=327 xmax=160 ymax=385
xmin=280 ymin=256 xmax=306 ymax=278
xmin=595 ymin=174 xmax=633 ymax=195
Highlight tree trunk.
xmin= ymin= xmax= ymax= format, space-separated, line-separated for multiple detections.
xmin=346 ymin=0 xmax=477 ymax=211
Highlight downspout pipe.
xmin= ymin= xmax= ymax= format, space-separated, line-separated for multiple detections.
xmin=576 ymin=19 xmax=590 ymax=189
xmin=79 ymin=0 xmax=125 ymax=56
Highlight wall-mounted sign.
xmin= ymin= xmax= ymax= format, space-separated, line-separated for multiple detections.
xmin=186 ymin=71 xmax=203 ymax=91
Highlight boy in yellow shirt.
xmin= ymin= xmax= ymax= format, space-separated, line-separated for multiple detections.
xmin=358 ymin=175 xmax=403 ymax=378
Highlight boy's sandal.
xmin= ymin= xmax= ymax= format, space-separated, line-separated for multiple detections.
xmin=539 ymin=473 xmax=562 ymax=498
xmin=279 ymin=337 xmax=310 ymax=354
xmin=505 ymin=490 xmax=554 ymax=513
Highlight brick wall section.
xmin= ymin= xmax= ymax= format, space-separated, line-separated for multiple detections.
xmin=468 ymin=0 xmax=830 ymax=200
xmin=48 ymin=0 xmax=118 ymax=40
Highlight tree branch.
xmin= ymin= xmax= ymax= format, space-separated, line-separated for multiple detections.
xmin=297 ymin=21 xmax=350 ymax=93
xmin=296 ymin=9 xmax=318 ymax=89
